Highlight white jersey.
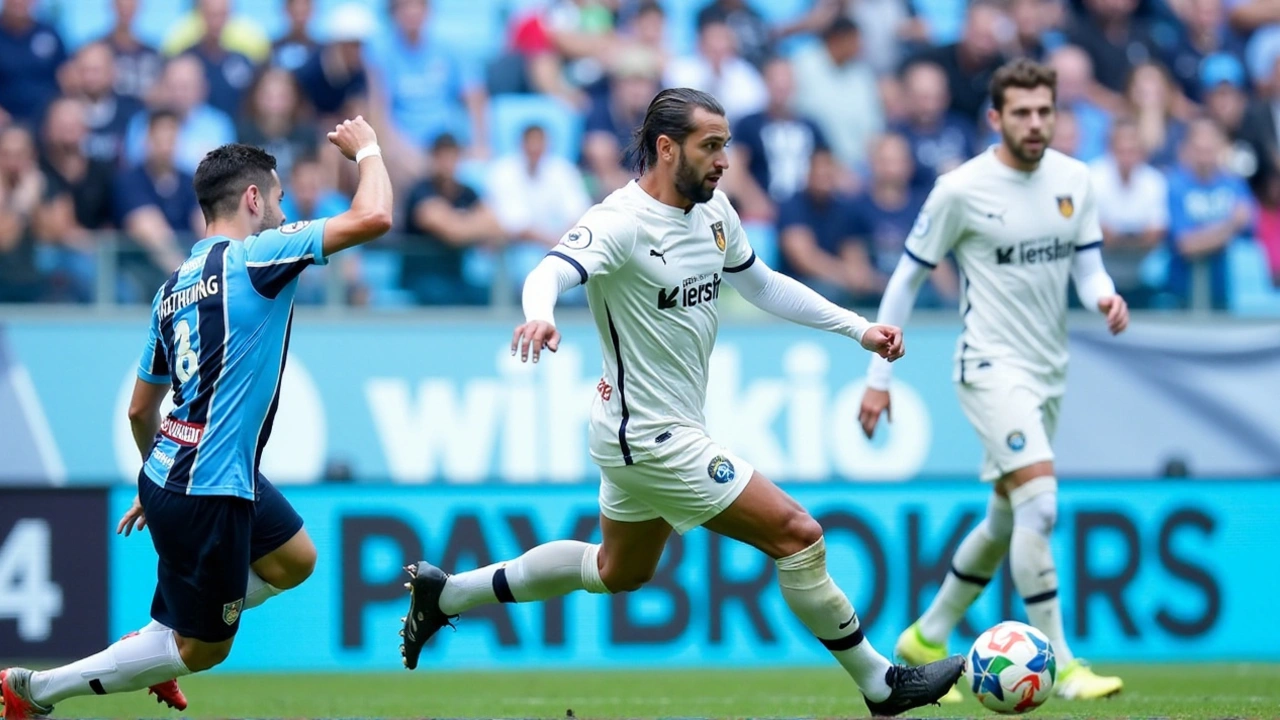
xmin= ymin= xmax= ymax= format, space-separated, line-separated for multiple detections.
xmin=905 ymin=148 xmax=1102 ymax=391
xmin=547 ymin=181 xmax=757 ymax=466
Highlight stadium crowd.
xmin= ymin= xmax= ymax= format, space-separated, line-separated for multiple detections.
xmin=1 ymin=0 xmax=1279 ymax=311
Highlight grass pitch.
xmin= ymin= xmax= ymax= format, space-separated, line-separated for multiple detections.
xmin=48 ymin=664 xmax=1279 ymax=718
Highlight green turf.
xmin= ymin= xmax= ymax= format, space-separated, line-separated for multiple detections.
xmin=42 ymin=664 xmax=1280 ymax=719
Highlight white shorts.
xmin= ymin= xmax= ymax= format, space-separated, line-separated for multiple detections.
xmin=598 ymin=427 xmax=754 ymax=534
xmin=956 ymin=366 xmax=1062 ymax=482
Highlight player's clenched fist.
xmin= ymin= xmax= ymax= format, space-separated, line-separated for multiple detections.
xmin=1098 ymin=294 xmax=1128 ymax=335
xmin=861 ymin=324 xmax=904 ymax=362
xmin=511 ymin=320 xmax=561 ymax=364
xmin=326 ymin=115 xmax=378 ymax=161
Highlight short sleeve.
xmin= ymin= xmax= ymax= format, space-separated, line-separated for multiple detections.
xmin=903 ymin=179 xmax=966 ymax=268
xmin=1075 ymin=177 xmax=1103 ymax=251
xmin=722 ymin=206 xmax=755 ymax=273
xmin=137 ymin=296 xmax=170 ymax=385
xmin=544 ymin=208 xmax=634 ymax=282
xmin=244 ymin=218 xmax=330 ymax=299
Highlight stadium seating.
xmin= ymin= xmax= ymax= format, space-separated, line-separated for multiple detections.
xmin=1227 ymin=239 xmax=1280 ymax=316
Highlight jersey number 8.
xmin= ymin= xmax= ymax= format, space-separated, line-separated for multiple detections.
xmin=174 ymin=319 xmax=198 ymax=383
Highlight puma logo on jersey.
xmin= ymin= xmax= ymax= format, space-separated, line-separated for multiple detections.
xmin=996 ymin=237 xmax=1073 ymax=266
xmin=650 ymin=249 xmax=667 ymax=264
xmin=657 ymin=273 xmax=722 ymax=310
xmin=984 ymin=208 xmax=1007 ymax=225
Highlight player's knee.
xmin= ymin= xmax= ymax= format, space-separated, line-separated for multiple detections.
xmin=775 ymin=510 xmax=823 ymax=559
xmin=279 ymin=539 xmax=317 ymax=589
xmin=598 ymin=561 xmax=655 ymax=593
xmin=175 ymin=635 xmax=234 ymax=672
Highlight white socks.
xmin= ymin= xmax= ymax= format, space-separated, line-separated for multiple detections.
xmin=1009 ymin=476 xmax=1074 ymax=666
xmin=917 ymin=494 xmax=1013 ymax=646
xmin=776 ymin=538 xmax=892 ymax=702
xmin=28 ymin=630 xmax=190 ymax=707
xmin=438 ymin=540 xmax=610 ymax=615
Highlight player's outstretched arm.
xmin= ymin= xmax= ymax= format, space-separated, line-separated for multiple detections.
xmin=321 ymin=116 xmax=393 ymax=256
xmin=512 ymin=254 xmax=583 ymax=363
xmin=860 ymin=254 xmax=932 ymax=438
xmin=724 ymin=256 xmax=902 ymax=354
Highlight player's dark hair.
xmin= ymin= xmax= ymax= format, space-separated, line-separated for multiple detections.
xmin=193 ymin=143 xmax=279 ymax=224
xmin=990 ymin=59 xmax=1057 ymax=112
xmin=628 ymin=88 xmax=725 ymax=174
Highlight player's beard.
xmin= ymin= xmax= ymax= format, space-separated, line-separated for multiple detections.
xmin=674 ymin=150 xmax=716 ymax=205
xmin=257 ymin=204 xmax=283 ymax=234
xmin=1003 ymin=126 xmax=1049 ymax=166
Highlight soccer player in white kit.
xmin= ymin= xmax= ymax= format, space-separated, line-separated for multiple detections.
xmin=858 ymin=60 xmax=1129 ymax=702
xmin=398 ymin=88 xmax=965 ymax=716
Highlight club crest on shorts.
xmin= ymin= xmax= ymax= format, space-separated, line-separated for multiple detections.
xmin=1056 ymin=195 xmax=1074 ymax=218
xmin=708 ymin=455 xmax=736 ymax=483
xmin=222 ymin=598 xmax=244 ymax=625
xmin=710 ymin=221 xmax=726 ymax=252
xmin=1007 ymin=431 xmax=1027 ymax=452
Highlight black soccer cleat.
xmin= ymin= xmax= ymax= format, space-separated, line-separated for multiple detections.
xmin=399 ymin=561 xmax=457 ymax=670
xmin=863 ymin=655 xmax=966 ymax=717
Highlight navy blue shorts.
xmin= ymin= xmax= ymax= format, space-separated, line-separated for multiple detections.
xmin=139 ymin=472 xmax=304 ymax=642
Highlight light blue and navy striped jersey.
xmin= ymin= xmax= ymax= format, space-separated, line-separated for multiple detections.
xmin=136 ymin=219 xmax=329 ymax=500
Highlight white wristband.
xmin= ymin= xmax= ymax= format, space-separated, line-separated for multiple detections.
xmin=355 ymin=144 xmax=381 ymax=163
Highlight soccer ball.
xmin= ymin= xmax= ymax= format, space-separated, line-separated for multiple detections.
xmin=966 ymin=621 xmax=1057 ymax=714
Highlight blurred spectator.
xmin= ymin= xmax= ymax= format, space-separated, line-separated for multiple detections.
xmin=1007 ymin=0 xmax=1067 ymax=61
xmin=906 ymin=1 xmax=1007 ymax=124
xmin=0 ymin=0 xmax=67 ymax=125
xmin=849 ymin=133 xmax=958 ymax=306
xmin=621 ymin=1 xmax=670 ymax=71
xmin=281 ymin=157 xmax=362 ymax=305
xmin=696 ymin=0 xmax=771 ymax=71
xmin=237 ymin=68 xmax=316 ymax=184
xmin=402 ymin=134 xmax=502 ymax=306
xmin=1089 ymin=117 xmax=1169 ymax=304
xmin=114 ymin=110 xmax=200 ymax=283
xmin=101 ymin=0 xmax=162 ymax=103
xmin=1200 ymin=53 xmax=1267 ymax=186
xmin=1066 ymin=0 xmax=1157 ymax=101
xmin=778 ymin=0 xmax=927 ymax=77
xmin=0 ymin=126 xmax=46 ymax=302
xmin=664 ymin=18 xmax=766 ymax=124
xmin=893 ymin=61 xmax=977 ymax=185
xmin=37 ymin=98 xmax=115 ymax=301
xmin=1048 ymin=45 xmax=1111 ymax=161
xmin=72 ymin=41 xmax=144 ymax=165
xmin=1240 ymin=56 xmax=1280 ymax=192
xmin=488 ymin=123 xmax=592 ymax=249
xmin=273 ymin=0 xmax=319 ymax=72
xmin=163 ymin=0 xmax=271 ymax=64
xmin=293 ymin=4 xmax=372 ymax=117
xmin=1051 ymin=105 xmax=1081 ymax=157
xmin=366 ymin=0 xmax=488 ymax=184
xmin=1227 ymin=0 xmax=1280 ymax=34
xmin=775 ymin=148 xmax=872 ymax=305
xmin=1156 ymin=0 xmax=1244 ymax=103
xmin=1126 ymin=61 xmax=1186 ymax=167
xmin=1164 ymin=117 xmax=1255 ymax=308
xmin=174 ymin=0 xmax=259 ymax=119
xmin=793 ymin=18 xmax=883 ymax=170
xmin=582 ymin=48 xmax=658 ymax=199
xmin=727 ymin=56 xmax=829 ymax=221
xmin=124 ymin=55 xmax=237 ymax=175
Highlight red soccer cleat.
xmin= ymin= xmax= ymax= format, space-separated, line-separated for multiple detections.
xmin=120 ymin=632 xmax=189 ymax=710
xmin=1 ymin=667 xmax=54 ymax=720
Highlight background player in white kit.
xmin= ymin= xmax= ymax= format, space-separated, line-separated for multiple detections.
xmin=858 ymin=59 xmax=1129 ymax=702
xmin=398 ymin=88 xmax=965 ymax=716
